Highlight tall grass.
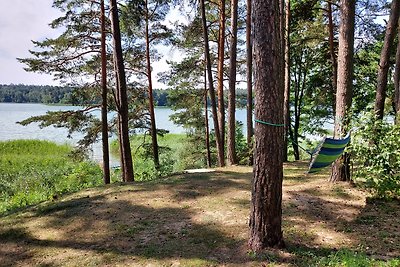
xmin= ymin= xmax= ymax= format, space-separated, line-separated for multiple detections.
xmin=0 ymin=140 xmax=102 ymax=214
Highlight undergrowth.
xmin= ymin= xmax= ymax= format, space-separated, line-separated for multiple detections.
xmin=110 ymin=133 xmax=187 ymax=181
xmin=0 ymin=139 xmax=102 ymax=214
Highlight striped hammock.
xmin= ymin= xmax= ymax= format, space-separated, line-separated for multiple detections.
xmin=308 ymin=132 xmax=351 ymax=173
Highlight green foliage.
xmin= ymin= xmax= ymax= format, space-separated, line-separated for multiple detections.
xmin=235 ymin=121 xmax=250 ymax=165
xmin=353 ymin=42 xmax=381 ymax=114
xmin=111 ymin=134 xmax=187 ymax=181
xmin=350 ymin=113 xmax=400 ymax=199
xmin=0 ymin=140 xmax=102 ymax=214
xmin=0 ymin=84 xmax=73 ymax=104
xmin=168 ymin=88 xmax=211 ymax=169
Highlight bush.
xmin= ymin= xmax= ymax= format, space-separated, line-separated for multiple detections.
xmin=111 ymin=134 xmax=186 ymax=182
xmin=351 ymin=113 xmax=400 ymax=199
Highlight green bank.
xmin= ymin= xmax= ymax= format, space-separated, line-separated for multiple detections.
xmin=0 ymin=139 xmax=102 ymax=214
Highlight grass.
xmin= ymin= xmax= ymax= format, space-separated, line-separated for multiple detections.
xmin=0 ymin=162 xmax=399 ymax=266
xmin=0 ymin=139 xmax=102 ymax=214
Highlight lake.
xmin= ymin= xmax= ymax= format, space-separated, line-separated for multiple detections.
xmin=0 ymin=103 xmax=249 ymax=164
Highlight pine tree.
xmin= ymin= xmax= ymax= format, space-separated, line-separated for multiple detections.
xmin=330 ymin=0 xmax=356 ymax=182
xmin=110 ymin=0 xmax=135 ymax=182
xmin=374 ymin=0 xmax=400 ymax=120
xmin=227 ymin=0 xmax=239 ymax=165
xmin=249 ymin=0 xmax=285 ymax=251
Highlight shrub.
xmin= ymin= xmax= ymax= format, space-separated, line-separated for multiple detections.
xmin=350 ymin=113 xmax=400 ymax=199
xmin=111 ymin=134 xmax=186 ymax=182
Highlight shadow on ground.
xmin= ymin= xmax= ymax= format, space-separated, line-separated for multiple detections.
xmin=0 ymin=163 xmax=399 ymax=266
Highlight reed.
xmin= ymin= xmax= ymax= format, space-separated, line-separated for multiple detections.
xmin=0 ymin=140 xmax=102 ymax=214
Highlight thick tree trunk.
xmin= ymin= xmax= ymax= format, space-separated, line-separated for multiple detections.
xmin=395 ymin=22 xmax=400 ymax=124
xmin=217 ymin=0 xmax=226 ymax=166
xmin=330 ymin=0 xmax=355 ymax=183
xmin=246 ymin=0 xmax=254 ymax=166
xmin=327 ymin=0 xmax=338 ymax=116
xmin=145 ymin=0 xmax=160 ymax=168
xmin=227 ymin=0 xmax=238 ymax=165
xmin=110 ymin=0 xmax=134 ymax=182
xmin=200 ymin=0 xmax=224 ymax=167
xmin=374 ymin=0 xmax=400 ymax=120
xmin=249 ymin=0 xmax=285 ymax=251
xmin=100 ymin=0 xmax=110 ymax=184
xmin=283 ymin=0 xmax=290 ymax=162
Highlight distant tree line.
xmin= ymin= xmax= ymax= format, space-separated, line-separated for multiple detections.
xmin=0 ymin=84 xmax=248 ymax=107
xmin=0 ymin=84 xmax=73 ymax=104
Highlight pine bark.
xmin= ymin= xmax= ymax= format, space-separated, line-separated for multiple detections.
xmin=330 ymin=0 xmax=355 ymax=182
xmin=145 ymin=0 xmax=160 ymax=168
xmin=200 ymin=0 xmax=224 ymax=167
xmin=100 ymin=0 xmax=110 ymax=184
xmin=227 ymin=0 xmax=238 ymax=165
xmin=217 ymin=0 xmax=226 ymax=166
xmin=113 ymin=65 xmax=126 ymax=181
xmin=205 ymin=70 xmax=212 ymax=167
xmin=117 ymin=115 xmax=126 ymax=181
xmin=246 ymin=0 xmax=254 ymax=165
xmin=327 ymin=0 xmax=337 ymax=116
xmin=283 ymin=0 xmax=290 ymax=162
xmin=374 ymin=0 xmax=400 ymax=120
xmin=249 ymin=0 xmax=285 ymax=251
xmin=395 ymin=22 xmax=400 ymax=124
xmin=110 ymin=0 xmax=134 ymax=182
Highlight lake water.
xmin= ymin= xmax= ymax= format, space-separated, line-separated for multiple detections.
xmin=0 ymin=103 xmax=249 ymax=164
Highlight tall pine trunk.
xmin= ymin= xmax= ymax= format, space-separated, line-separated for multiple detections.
xmin=110 ymin=0 xmax=134 ymax=182
xmin=330 ymin=0 xmax=355 ymax=182
xmin=249 ymin=0 xmax=285 ymax=251
xmin=246 ymin=0 xmax=254 ymax=165
xmin=394 ymin=22 xmax=400 ymax=124
xmin=200 ymin=0 xmax=224 ymax=167
xmin=227 ymin=0 xmax=238 ymax=165
xmin=327 ymin=0 xmax=337 ymax=116
xmin=283 ymin=0 xmax=290 ymax=162
xmin=113 ymin=66 xmax=126 ymax=181
xmin=374 ymin=0 xmax=400 ymax=120
xmin=100 ymin=0 xmax=110 ymax=184
xmin=117 ymin=114 xmax=126 ymax=181
xmin=205 ymin=69 xmax=212 ymax=167
xmin=217 ymin=0 xmax=226 ymax=166
xmin=145 ymin=0 xmax=160 ymax=168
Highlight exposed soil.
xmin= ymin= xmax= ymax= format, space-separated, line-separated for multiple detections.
xmin=0 ymin=161 xmax=399 ymax=266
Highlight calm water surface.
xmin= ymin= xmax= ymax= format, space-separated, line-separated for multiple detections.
xmin=0 ymin=103 xmax=248 ymax=164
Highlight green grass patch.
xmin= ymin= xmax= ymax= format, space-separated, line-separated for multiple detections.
xmin=289 ymin=247 xmax=400 ymax=267
xmin=0 ymin=139 xmax=102 ymax=214
xmin=314 ymin=249 xmax=400 ymax=267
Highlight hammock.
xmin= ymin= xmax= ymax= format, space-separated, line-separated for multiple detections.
xmin=253 ymin=118 xmax=351 ymax=173
xmin=308 ymin=132 xmax=351 ymax=173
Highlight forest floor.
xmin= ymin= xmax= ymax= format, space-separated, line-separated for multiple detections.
xmin=0 ymin=161 xmax=399 ymax=266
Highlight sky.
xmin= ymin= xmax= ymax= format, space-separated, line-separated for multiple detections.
xmin=0 ymin=0 xmax=62 ymax=85
xmin=0 ymin=1 xmax=182 ymax=87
